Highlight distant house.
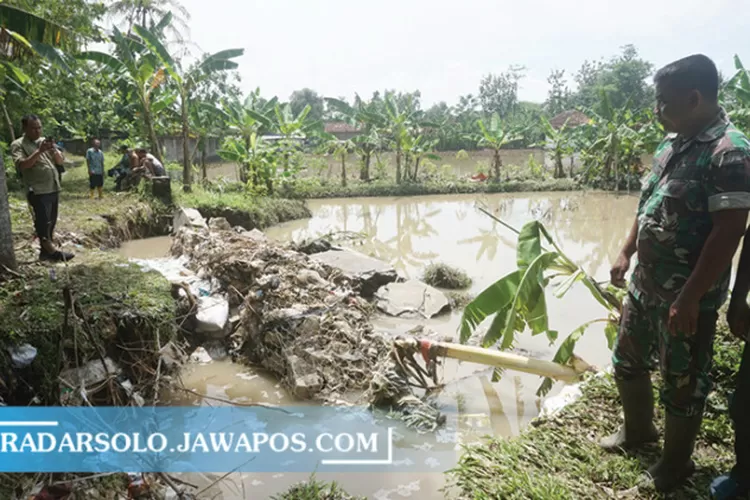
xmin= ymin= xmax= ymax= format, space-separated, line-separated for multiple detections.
xmin=324 ymin=121 xmax=361 ymax=141
xmin=549 ymin=110 xmax=590 ymax=130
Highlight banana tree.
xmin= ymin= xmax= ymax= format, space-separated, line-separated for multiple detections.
xmin=405 ymin=135 xmax=440 ymax=181
xmin=133 ymin=24 xmax=243 ymax=191
xmin=273 ymin=102 xmax=315 ymax=173
xmin=459 ymin=213 xmax=623 ymax=396
xmin=189 ymin=101 xmax=224 ymax=180
xmin=218 ymin=132 xmax=278 ymax=193
xmin=383 ymin=93 xmax=427 ymax=184
xmin=0 ymin=4 xmax=75 ymax=271
xmin=475 ymin=113 xmax=522 ymax=181
xmin=537 ymin=116 xmax=573 ymax=178
xmin=325 ymin=95 xmax=386 ymax=181
xmin=579 ymin=93 xmax=660 ymax=191
xmin=321 ymin=137 xmax=354 ymax=187
xmin=221 ymin=92 xmax=276 ymax=142
xmin=78 ymin=24 xmax=172 ymax=161
xmin=219 ymin=93 xmax=275 ymax=183
xmin=724 ymin=55 xmax=750 ymax=131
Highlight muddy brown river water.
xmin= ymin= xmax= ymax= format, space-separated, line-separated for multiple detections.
xmin=119 ymin=191 xmax=647 ymax=498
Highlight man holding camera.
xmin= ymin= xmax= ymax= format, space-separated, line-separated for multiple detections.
xmin=11 ymin=114 xmax=74 ymax=262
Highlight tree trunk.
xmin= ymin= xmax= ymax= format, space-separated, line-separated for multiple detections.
xmin=181 ymin=93 xmax=192 ymax=192
xmin=2 ymin=101 xmax=15 ymax=142
xmin=143 ymin=100 xmax=161 ymax=161
xmin=555 ymin=151 xmax=564 ymax=178
xmin=201 ymin=140 xmax=207 ymax=181
xmin=569 ymin=156 xmax=574 ymax=178
xmin=341 ymin=155 xmax=347 ymax=187
xmin=414 ymin=157 xmax=421 ymax=180
xmin=396 ymin=147 xmax=402 ymax=184
xmin=493 ymin=149 xmax=501 ymax=181
xmin=360 ymin=151 xmax=370 ymax=181
xmin=0 ymin=154 xmax=17 ymax=271
xmin=613 ymin=143 xmax=620 ymax=193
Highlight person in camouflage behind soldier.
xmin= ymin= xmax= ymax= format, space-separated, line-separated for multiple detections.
xmin=601 ymin=54 xmax=750 ymax=493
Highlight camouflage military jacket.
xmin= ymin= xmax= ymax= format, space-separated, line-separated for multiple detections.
xmin=630 ymin=109 xmax=750 ymax=310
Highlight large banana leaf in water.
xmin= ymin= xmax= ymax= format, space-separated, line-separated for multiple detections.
xmin=459 ymin=220 xmax=622 ymax=396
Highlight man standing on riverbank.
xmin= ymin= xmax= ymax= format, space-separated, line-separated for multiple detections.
xmin=11 ymin=115 xmax=74 ymax=262
xmin=602 ymin=54 xmax=750 ymax=493
xmin=710 ymin=234 xmax=750 ymax=499
xmin=86 ymin=138 xmax=105 ymax=199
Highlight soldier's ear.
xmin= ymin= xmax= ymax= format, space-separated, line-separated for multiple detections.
xmin=688 ymin=89 xmax=702 ymax=111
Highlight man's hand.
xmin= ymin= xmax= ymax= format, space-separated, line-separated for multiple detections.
xmin=38 ymin=140 xmax=54 ymax=154
xmin=668 ymin=292 xmax=700 ymax=336
xmin=727 ymin=295 xmax=750 ymax=341
xmin=610 ymin=252 xmax=631 ymax=288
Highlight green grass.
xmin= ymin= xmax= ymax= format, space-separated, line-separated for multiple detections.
xmin=422 ymin=263 xmax=473 ymax=289
xmin=8 ymin=155 xmax=312 ymax=250
xmin=8 ymin=154 xmax=169 ymax=249
xmin=447 ymin=321 xmax=742 ymax=499
xmin=271 ymin=475 xmax=366 ymax=500
xmin=0 ymin=250 xmax=175 ymax=405
xmin=175 ymin=185 xmax=311 ymax=230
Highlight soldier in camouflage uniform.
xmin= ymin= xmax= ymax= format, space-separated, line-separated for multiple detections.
xmin=711 ymin=193 xmax=750 ymax=499
xmin=600 ymin=54 xmax=750 ymax=493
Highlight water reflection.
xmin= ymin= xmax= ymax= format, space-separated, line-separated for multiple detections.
xmin=269 ymin=193 xmax=640 ymax=445
xmin=268 ymin=191 xmax=638 ymax=285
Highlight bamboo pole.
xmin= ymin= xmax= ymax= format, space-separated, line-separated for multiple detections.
xmin=395 ymin=337 xmax=591 ymax=384
xmin=435 ymin=342 xmax=581 ymax=382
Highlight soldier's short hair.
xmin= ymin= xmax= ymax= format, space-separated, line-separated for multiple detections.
xmin=21 ymin=114 xmax=40 ymax=128
xmin=655 ymin=54 xmax=719 ymax=101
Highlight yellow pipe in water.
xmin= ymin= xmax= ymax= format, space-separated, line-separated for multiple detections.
xmin=417 ymin=339 xmax=588 ymax=383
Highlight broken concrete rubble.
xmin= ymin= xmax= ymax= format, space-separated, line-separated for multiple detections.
xmin=309 ymin=249 xmax=398 ymax=297
xmin=189 ymin=347 xmax=212 ymax=364
xmin=375 ymin=280 xmax=450 ymax=319
xmin=208 ymin=217 xmax=232 ymax=231
xmin=173 ymin=208 xmax=208 ymax=233
xmin=241 ymin=228 xmax=268 ymax=242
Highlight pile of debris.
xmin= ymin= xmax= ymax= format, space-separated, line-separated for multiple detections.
xmin=169 ymin=209 xmax=444 ymax=429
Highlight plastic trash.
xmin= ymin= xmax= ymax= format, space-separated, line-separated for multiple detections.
xmin=9 ymin=344 xmax=37 ymax=368
xmin=127 ymin=473 xmax=149 ymax=498
xmin=49 ymin=269 xmax=56 ymax=281
xmin=195 ymin=296 xmax=229 ymax=334
xmin=198 ymin=287 xmax=210 ymax=297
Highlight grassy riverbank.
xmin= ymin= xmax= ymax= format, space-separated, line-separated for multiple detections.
xmin=447 ymin=321 xmax=741 ymax=499
xmin=7 ymin=156 xmax=310 ymax=252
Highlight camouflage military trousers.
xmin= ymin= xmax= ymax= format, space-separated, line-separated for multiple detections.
xmin=611 ymin=291 xmax=718 ymax=417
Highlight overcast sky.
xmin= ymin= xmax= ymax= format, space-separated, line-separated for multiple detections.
xmin=175 ymin=0 xmax=747 ymax=107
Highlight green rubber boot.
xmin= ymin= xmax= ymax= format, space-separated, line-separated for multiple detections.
xmin=599 ymin=374 xmax=659 ymax=451
xmin=640 ymin=412 xmax=702 ymax=493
